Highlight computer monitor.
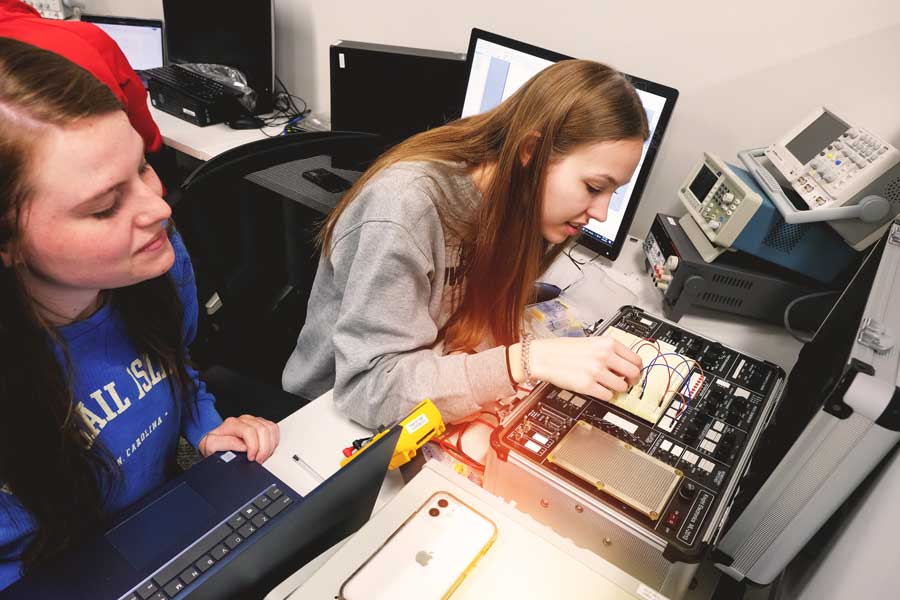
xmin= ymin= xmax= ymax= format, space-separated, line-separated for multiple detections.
xmin=161 ymin=0 xmax=274 ymax=109
xmin=461 ymin=29 xmax=679 ymax=260
xmin=81 ymin=15 xmax=164 ymax=72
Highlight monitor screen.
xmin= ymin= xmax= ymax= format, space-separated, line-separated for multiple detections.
xmin=162 ymin=0 xmax=274 ymax=99
xmin=82 ymin=15 xmax=164 ymax=72
xmin=689 ymin=163 xmax=719 ymax=204
xmin=785 ymin=110 xmax=850 ymax=165
xmin=461 ymin=29 xmax=679 ymax=260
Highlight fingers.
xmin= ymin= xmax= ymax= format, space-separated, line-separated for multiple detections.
xmin=587 ymin=382 xmax=614 ymax=401
xmin=537 ymin=336 xmax=646 ymax=403
xmin=215 ymin=417 xmax=259 ymax=460
xmin=586 ymin=340 xmax=640 ymax=399
xmin=204 ymin=416 xmax=281 ymax=463
xmin=268 ymin=418 xmax=280 ymax=449
xmin=611 ymin=339 xmax=643 ymax=369
xmin=607 ymin=353 xmax=643 ymax=385
xmin=237 ymin=415 xmax=280 ymax=463
xmin=596 ymin=368 xmax=630 ymax=394
xmin=200 ymin=434 xmax=248 ymax=457
xmin=585 ymin=371 xmax=633 ymax=404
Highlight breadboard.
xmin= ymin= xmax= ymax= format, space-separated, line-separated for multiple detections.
xmin=602 ymin=327 xmax=695 ymax=424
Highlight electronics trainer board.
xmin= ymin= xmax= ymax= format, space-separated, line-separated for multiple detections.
xmin=485 ymin=306 xmax=786 ymax=598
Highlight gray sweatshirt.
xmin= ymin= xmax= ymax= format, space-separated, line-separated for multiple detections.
xmin=282 ymin=161 xmax=515 ymax=428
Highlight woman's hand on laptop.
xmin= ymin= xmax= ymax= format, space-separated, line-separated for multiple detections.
xmin=199 ymin=415 xmax=281 ymax=463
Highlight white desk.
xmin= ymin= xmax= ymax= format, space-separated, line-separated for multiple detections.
xmin=149 ymin=101 xmax=282 ymax=161
xmin=288 ymin=461 xmax=672 ymax=600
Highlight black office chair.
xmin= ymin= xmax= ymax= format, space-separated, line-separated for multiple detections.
xmin=169 ymin=131 xmax=384 ymax=421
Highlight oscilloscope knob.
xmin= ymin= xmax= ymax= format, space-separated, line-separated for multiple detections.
xmin=708 ymin=221 xmax=720 ymax=230
xmin=722 ymin=192 xmax=735 ymax=205
xmin=665 ymin=255 xmax=680 ymax=272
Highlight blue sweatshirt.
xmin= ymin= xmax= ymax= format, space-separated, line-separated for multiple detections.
xmin=0 ymin=232 xmax=223 ymax=590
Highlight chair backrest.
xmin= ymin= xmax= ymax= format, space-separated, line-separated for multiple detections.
xmin=172 ymin=131 xmax=384 ymax=385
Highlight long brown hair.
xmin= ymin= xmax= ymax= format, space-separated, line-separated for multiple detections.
xmin=0 ymin=39 xmax=193 ymax=568
xmin=321 ymin=59 xmax=649 ymax=350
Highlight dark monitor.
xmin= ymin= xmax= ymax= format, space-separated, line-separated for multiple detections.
xmin=81 ymin=15 xmax=165 ymax=71
xmin=461 ymin=28 xmax=679 ymax=260
xmin=724 ymin=229 xmax=887 ymax=523
xmin=161 ymin=0 xmax=274 ymax=106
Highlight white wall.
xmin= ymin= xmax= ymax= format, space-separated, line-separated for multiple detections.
xmin=95 ymin=0 xmax=900 ymax=237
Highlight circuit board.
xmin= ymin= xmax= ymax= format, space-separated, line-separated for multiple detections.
xmin=490 ymin=306 xmax=785 ymax=555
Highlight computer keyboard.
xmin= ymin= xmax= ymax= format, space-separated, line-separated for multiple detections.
xmin=143 ymin=66 xmax=241 ymax=102
xmin=122 ymin=484 xmax=292 ymax=600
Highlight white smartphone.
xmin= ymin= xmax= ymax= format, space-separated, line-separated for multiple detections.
xmin=339 ymin=491 xmax=498 ymax=600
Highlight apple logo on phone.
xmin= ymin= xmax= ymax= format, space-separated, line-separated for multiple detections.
xmin=415 ymin=550 xmax=433 ymax=566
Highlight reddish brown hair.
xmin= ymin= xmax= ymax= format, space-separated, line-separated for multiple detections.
xmin=321 ymin=59 xmax=649 ymax=350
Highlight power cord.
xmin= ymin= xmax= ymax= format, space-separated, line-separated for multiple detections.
xmin=257 ymin=75 xmax=310 ymax=136
xmin=783 ymin=290 xmax=840 ymax=343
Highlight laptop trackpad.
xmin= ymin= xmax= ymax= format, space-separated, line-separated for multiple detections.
xmin=107 ymin=483 xmax=217 ymax=571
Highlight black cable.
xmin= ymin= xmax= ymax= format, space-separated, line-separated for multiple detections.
xmin=255 ymin=75 xmax=311 ymax=136
xmin=276 ymin=75 xmax=308 ymax=115
xmin=351 ymin=435 xmax=373 ymax=451
xmin=564 ymin=245 xmax=592 ymax=268
xmin=561 ymin=245 xmax=599 ymax=292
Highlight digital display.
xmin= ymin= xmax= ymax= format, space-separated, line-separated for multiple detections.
xmin=785 ymin=111 xmax=850 ymax=165
xmin=689 ymin=164 xmax=718 ymax=203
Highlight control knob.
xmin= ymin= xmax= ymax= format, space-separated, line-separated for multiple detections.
xmin=665 ymin=255 xmax=680 ymax=272
xmin=678 ymin=482 xmax=698 ymax=501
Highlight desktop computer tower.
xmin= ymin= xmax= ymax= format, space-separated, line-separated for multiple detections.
xmin=148 ymin=78 xmax=244 ymax=127
xmin=330 ymin=40 xmax=466 ymax=151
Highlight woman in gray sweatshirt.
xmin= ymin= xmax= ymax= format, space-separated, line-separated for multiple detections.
xmin=283 ymin=59 xmax=648 ymax=428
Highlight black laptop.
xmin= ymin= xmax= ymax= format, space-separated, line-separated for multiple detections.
xmin=0 ymin=427 xmax=401 ymax=600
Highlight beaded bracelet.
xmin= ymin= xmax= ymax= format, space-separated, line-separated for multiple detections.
xmin=521 ymin=333 xmax=536 ymax=385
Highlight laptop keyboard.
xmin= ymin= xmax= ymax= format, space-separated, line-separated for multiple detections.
xmin=143 ymin=65 xmax=241 ymax=102
xmin=121 ymin=484 xmax=293 ymax=600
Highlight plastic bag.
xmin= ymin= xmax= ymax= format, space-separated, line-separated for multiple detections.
xmin=181 ymin=63 xmax=257 ymax=113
